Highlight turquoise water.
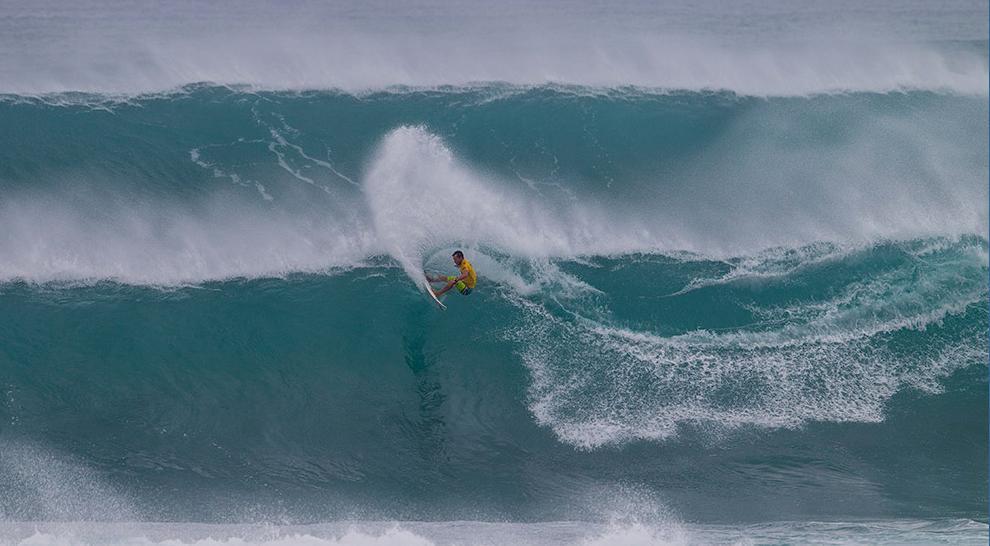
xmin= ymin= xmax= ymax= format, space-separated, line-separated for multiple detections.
xmin=0 ymin=2 xmax=988 ymax=544
xmin=1 ymin=85 xmax=986 ymax=530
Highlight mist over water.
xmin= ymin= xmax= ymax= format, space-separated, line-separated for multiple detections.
xmin=0 ymin=2 xmax=987 ymax=544
xmin=1 ymin=1 xmax=988 ymax=95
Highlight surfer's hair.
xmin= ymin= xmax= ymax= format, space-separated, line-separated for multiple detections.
xmin=452 ymin=250 xmax=464 ymax=258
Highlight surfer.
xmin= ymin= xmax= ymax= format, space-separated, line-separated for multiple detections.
xmin=426 ymin=250 xmax=477 ymax=297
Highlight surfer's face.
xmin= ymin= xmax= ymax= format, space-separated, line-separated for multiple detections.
xmin=452 ymin=255 xmax=463 ymax=266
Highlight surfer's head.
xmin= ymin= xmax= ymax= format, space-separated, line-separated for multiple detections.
xmin=452 ymin=250 xmax=464 ymax=265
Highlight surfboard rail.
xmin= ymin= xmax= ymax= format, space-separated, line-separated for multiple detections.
xmin=424 ymin=279 xmax=447 ymax=310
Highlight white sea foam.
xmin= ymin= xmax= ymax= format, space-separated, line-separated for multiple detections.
xmin=190 ymin=147 xmax=274 ymax=201
xmin=507 ymin=239 xmax=988 ymax=449
xmin=0 ymin=440 xmax=137 ymax=521
xmin=1 ymin=519 xmax=985 ymax=546
xmin=0 ymin=190 xmax=377 ymax=285
xmin=362 ymin=126 xmax=657 ymax=288
xmin=7 ymin=527 xmax=436 ymax=546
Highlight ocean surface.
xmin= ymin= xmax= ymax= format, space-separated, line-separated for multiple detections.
xmin=0 ymin=1 xmax=988 ymax=544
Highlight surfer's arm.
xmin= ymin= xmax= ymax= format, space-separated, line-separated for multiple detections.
xmin=440 ymin=271 xmax=469 ymax=286
xmin=434 ymin=271 xmax=468 ymax=296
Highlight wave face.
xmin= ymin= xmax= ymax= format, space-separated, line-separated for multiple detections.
xmin=1 ymin=87 xmax=986 ymax=283
xmin=0 ymin=84 xmax=986 ymax=527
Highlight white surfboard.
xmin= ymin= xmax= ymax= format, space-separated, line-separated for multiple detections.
xmin=424 ymin=280 xmax=447 ymax=310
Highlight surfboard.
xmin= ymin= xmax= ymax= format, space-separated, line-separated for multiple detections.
xmin=424 ymin=280 xmax=447 ymax=310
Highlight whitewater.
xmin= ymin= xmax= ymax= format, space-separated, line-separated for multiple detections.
xmin=0 ymin=1 xmax=987 ymax=545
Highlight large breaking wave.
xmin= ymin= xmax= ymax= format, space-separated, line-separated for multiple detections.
xmin=0 ymin=83 xmax=985 ymax=525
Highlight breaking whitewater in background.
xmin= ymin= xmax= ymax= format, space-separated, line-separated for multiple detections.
xmin=0 ymin=1 xmax=987 ymax=544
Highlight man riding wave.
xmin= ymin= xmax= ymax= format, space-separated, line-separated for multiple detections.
xmin=426 ymin=250 xmax=476 ymax=297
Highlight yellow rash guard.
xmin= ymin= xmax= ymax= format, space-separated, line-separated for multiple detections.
xmin=446 ymin=259 xmax=477 ymax=295
xmin=459 ymin=259 xmax=477 ymax=289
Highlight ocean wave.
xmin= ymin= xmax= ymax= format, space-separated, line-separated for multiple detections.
xmin=1 ymin=88 xmax=985 ymax=285
xmin=508 ymin=237 xmax=988 ymax=448
xmin=0 ymin=237 xmax=984 ymax=521
xmin=1 ymin=1 xmax=987 ymax=532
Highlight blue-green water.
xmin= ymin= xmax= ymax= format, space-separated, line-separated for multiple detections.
xmin=0 ymin=85 xmax=986 ymax=532
xmin=0 ymin=2 xmax=988 ymax=544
